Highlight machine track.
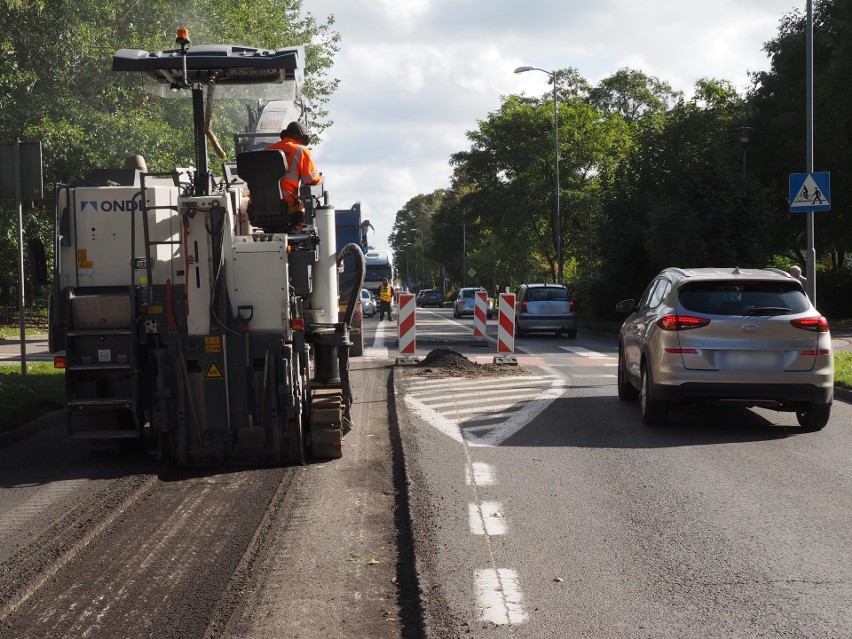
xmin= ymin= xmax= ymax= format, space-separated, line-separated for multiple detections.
xmin=309 ymin=387 xmax=345 ymax=459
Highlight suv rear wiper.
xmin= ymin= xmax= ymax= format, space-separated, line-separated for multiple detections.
xmin=745 ymin=307 xmax=792 ymax=316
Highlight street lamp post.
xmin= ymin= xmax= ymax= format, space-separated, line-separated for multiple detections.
xmin=401 ymin=244 xmax=411 ymax=289
xmin=515 ymin=65 xmax=561 ymax=284
xmin=418 ymin=227 xmax=425 ymax=287
xmin=462 ymin=208 xmax=466 ymax=288
xmin=738 ymin=126 xmax=753 ymax=175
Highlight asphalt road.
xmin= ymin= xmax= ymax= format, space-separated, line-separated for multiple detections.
xmin=2 ymin=310 xmax=851 ymax=638
xmin=394 ymin=307 xmax=852 ymax=638
xmin=0 ymin=353 xmax=411 ymax=639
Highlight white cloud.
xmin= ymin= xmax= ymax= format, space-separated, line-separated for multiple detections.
xmin=307 ymin=0 xmax=800 ymax=254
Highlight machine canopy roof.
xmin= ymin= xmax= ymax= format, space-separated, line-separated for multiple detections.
xmin=112 ymin=44 xmax=304 ymax=101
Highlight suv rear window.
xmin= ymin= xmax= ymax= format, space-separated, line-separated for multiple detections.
xmin=526 ymin=287 xmax=568 ymax=302
xmin=678 ymin=281 xmax=810 ymax=315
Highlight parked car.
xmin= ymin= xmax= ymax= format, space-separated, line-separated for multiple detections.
xmin=361 ymin=288 xmax=376 ymax=318
xmin=616 ymin=267 xmax=834 ymax=429
xmin=453 ymin=287 xmax=493 ymax=318
xmin=419 ymin=289 xmax=444 ymax=308
xmin=514 ymin=283 xmax=577 ymax=338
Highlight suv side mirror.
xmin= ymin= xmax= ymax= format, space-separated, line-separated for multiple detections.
xmin=615 ymin=299 xmax=636 ymax=314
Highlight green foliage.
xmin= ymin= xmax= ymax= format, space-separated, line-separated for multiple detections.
xmin=387 ymin=0 xmax=852 ymax=317
xmin=0 ymin=363 xmax=65 ymax=433
xmin=749 ymin=0 xmax=852 ymax=269
xmin=0 ymin=0 xmax=340 ymax=296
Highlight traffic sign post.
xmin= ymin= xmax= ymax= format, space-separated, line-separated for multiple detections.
xmin=789 ymin=172 xmax=830 ymax=212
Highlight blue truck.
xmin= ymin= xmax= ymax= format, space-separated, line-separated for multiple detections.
xmin=336 ymin=203 xmax=371 ymax=356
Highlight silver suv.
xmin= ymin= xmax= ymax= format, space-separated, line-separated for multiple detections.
xmin=515 ymin=283 xmax=577 ymax=338
xmin=616 ymin=267 xmax=833 ymax=430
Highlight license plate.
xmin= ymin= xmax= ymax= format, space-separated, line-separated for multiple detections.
xmin=724 ymin=351 xmax=780 ymax=372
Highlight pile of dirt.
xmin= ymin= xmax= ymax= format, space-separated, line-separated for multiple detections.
xmin=415 ymin=346 xmax=526 ymax=378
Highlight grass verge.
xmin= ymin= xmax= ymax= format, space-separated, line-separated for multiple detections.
xmin=0 ymin=363 xmax=65 ymax=433
xmin=834 ymin=351 xmax=852 ymax=389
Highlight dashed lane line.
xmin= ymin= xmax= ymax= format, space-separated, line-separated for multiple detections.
xmin=474 ymin=568 xmax=527 ymax=625
xmin=469 ymin=501 xmax=506 ymax=536
xmin=466 ymin=462 xmax=495 ymax=486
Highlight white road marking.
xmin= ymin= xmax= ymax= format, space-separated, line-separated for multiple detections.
xmin=475 ymin=568 xmax=527 ymax=625
xmin=466 ymin=462 xmax=495 ymax=486
xmin=406 ymin=375 xmax=549 ymax=391
xmin=467 ymin=380 xmax=571 ymax=447
xmin=403 ymin=394 xmax=464 ymax=443
xmin=468 ymin=501 xmax=506 ymax=535
xmin=363 ymin=323 xmax=392 ymax=358
xmin=559 ymin=346 xmax=613 ymax=359
xmin=362 ymin=347 xmax=389 ymax=358
xmin=404 ymin=376 xmax=567 ymax=446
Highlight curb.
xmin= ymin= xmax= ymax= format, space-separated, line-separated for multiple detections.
xmin=833 ymin=385 xmax=852 ymax=404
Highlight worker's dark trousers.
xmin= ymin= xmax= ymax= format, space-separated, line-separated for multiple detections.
xmin=378 ymin=301 xmax=392 ymax=321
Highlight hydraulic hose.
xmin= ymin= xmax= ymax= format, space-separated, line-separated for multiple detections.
xmin=337 ymin=243 xmax=366 ymax=327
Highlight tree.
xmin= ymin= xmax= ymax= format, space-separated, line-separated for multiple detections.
xmin=0 ymin=0 xmax=340 ymax=301
xmin=388 ymin=192 xmax=444 ymax=289
xmin=748 ymin=0 xmax=852 ymax=270
xmin=450 ymin=69 xmax=634 ymax=285
xmin=588 ymin=78 xmax=777 ymax=318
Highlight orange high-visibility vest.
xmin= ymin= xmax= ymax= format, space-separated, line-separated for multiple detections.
xmin=379 ymin=284 xmax=393 ymax=303
xmin=264 ymin=138 xmax=320 ymax=204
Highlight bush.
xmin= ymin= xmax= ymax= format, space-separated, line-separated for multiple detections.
xmin=813 ymin=270 xmax=852 ymax=318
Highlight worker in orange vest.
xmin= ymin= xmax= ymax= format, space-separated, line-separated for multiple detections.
xmin=265 ymin=121 xmax=321 ymax=229
xmin=378 ymin=278 xmax=394 ymax=321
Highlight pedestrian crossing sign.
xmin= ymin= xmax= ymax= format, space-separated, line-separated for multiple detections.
xmin=789 ymin=172 xmax=831 ymax=212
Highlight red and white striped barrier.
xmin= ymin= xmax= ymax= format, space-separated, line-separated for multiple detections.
xmin=497 ymin=293 xmax=515 ymax=353
xmin=396 ymin=292 xmax=417 ymax=363
xmin=473 ymin=291 xmax=488 ymax=338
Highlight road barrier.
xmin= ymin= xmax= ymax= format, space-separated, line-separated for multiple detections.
xmin=396 ymin=292 xmax=418 ymax=364
xmin=494 ymin=293 xmax=517 ymax=364
xmin=473 ymin=291 xmax=488 ymax=338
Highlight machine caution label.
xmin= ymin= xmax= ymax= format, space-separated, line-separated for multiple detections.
xmin=204 ymin=336 xmax=221 ymax=353
xmin=205 ymin=362 xmax=223 ymax=379
xmin=77 ymin=249 xmax=92 ymax=269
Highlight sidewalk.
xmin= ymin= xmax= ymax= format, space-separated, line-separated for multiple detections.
xmin=0 ymin=333 xmax=53 ymax=364
xmin=830 ymin=323 xmax=852 ymax=352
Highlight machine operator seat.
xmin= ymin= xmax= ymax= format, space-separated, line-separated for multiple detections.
xmin=236 ymin=150 xmax=290 ymax=233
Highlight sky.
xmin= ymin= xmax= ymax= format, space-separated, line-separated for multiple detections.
xmin=305 ymin=0 xmax=804 ymax=255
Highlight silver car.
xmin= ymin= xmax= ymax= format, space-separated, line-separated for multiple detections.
xmin=361 ymin=288 xmax=376 ymax=318
xmin=616 ymin=267 xmax=833 ymax=430
xmin=515 ymin=283 xmax=577 ymax=338
xmin=453 ymin=287 xmax=493 ymax=318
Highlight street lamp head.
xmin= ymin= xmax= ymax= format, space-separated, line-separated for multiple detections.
xmin=514 ymin=66 xmax=533 ymax=74
xmin=738 ymin=126 xmax=754 ymax=145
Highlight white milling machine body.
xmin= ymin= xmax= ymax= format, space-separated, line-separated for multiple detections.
xmin=49 ymin=31 xmax=364 ymax=464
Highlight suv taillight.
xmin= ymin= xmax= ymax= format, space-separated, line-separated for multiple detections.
xmin=657 ymin=315 xmax=710 ymax=331
xmin=791 ymin=316 xmax=829 ymax=333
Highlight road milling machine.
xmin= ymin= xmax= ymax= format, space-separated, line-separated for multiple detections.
xmin=48 ymin=30 xmax=364 ymax=465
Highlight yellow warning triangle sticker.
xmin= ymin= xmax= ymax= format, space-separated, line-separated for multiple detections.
xmin=205 ymin=362 xmax=223 ymax=379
